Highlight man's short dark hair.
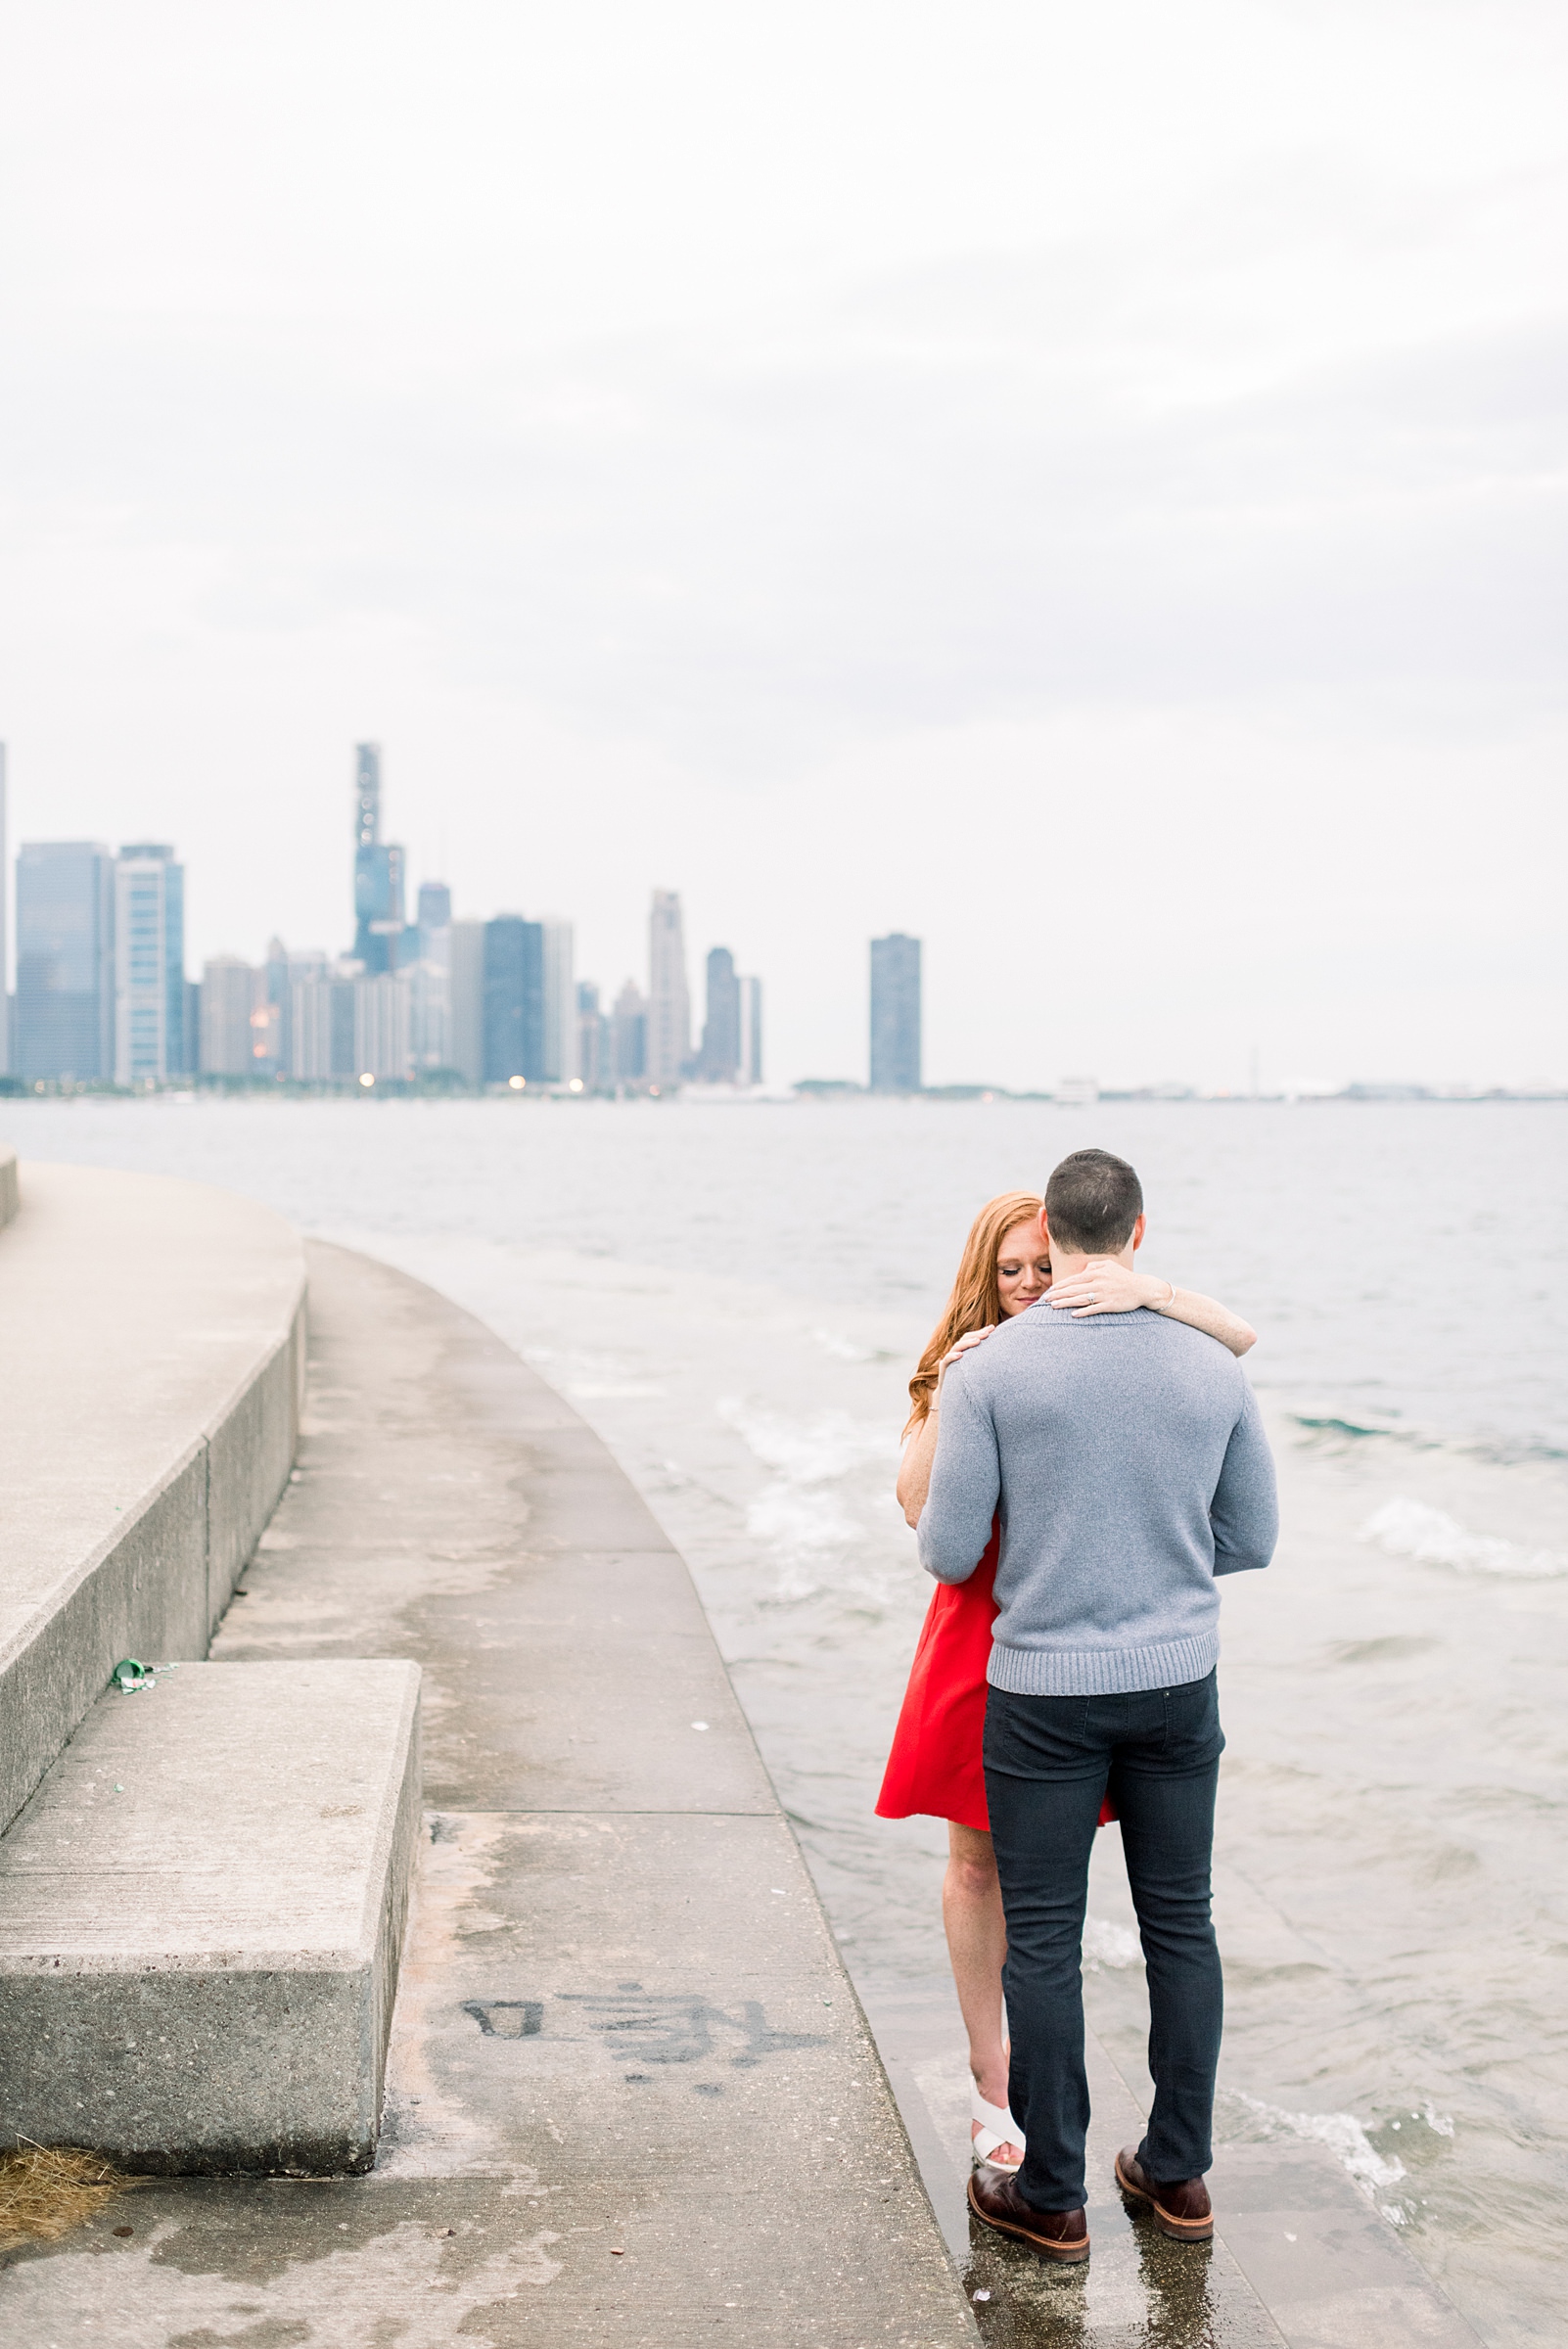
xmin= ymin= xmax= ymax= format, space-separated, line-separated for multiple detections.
xmin=1044 ymin=1149 xmax=1144 ymax=1254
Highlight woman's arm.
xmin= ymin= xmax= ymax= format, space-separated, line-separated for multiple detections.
xmin=897 ymin=1413 xmax=941 ymax=1529
xmin=896 ymin=1327 xmax=997 ymax=1527
xmin=1045 ymin=1260 xmax=1256 ymax=1357
xmin=1156 ymin=1282 xmax=1256 ymax=1358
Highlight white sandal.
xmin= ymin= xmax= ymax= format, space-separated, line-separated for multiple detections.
xmin=971 ymin=2089 xmax=1026 ymax=2173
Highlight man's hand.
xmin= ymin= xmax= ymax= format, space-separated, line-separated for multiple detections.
xmin=1045 ymin=1261 xmax=1166 ymax=1318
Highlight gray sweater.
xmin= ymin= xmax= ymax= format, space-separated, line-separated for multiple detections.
xmin=918 ymin=1304 xmax=1277 ymax=1696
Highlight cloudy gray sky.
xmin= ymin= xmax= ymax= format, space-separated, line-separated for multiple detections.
xmin=3 ymin=0 xmax=1563 ymax=1086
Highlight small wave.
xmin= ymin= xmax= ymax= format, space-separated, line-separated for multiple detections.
xmin=812 ymin=1327 xmax=876 ymax=1363
xmin=1230 ymin=2091 xmax=1407 ymax=2219
xmin=1083 ymin=1917 xmax=1139 ymax=1969
xmin=1294 ymin=1413 xmax=1407 ymax=1444
xmin=717 ymin=1401 xmax=896 ymax=1590
xmin=746 ymin=1484 xmax=859 ymax=1559
xmin=716 ymin=1400 xmax=895 ymax=1483
xmin=1360 ymin=1497 xmax=1566 ymax=1580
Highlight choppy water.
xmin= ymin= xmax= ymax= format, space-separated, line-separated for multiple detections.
xmin=9 ymin=1095 xmax=1567 ymax=2344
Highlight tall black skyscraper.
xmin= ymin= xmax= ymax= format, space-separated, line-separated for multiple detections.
xmin=869 ymin=933 xmax=921 ymax=1093
xmin=698 ymin=946 xmax=741 ymax=1081
xmin=351 ymin=742 xmax=404 ymax=975
xmin=483 ymin=915 xmax=545 ymax=1082
xmin=17 ymin=842 xmax=115 ymax=1080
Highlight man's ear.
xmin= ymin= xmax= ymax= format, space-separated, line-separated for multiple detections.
xmin=1038 ymin=1208 xmax=1051 ymax=1246
xmin=1130 ymin=1213 xmax=1147 ymax=1254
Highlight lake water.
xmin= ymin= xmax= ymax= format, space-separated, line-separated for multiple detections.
xmin=9 ymin=1094 xmax=1566 ymax=2344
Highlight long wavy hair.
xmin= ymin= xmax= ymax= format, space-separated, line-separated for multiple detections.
xmin=904 ymin=1189 xmax=1045 ymax=1434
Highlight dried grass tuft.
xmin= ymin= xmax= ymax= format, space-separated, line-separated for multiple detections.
xmin=0 ymin=2141 xmax=128 ymax=2244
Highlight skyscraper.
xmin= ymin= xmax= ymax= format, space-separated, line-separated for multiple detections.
xmin=869 ymin=933 xmax=921 ymax=1092
xmin=576 ymin=981 xmax=610 ymax=1090
xmin=354 ymin=972 xmax=411 ymax=1080
xmin=540 ymin=919 xmax=576 ymax=1083
xmin=289 ymin=968 xmax=333 ymax=1081
xmin=350 ymin=743 xmax=405 ymax=976
xmin=738 ymin=975 xmax=763 ymax=1086
xmin=646 ymin=890 xmax=690 ymax=1085
xmin=448 ymin=920 xmax=485 ymax=1085
xmin=281 ymin=949 xmax=328 ymax=1079
xmin=200 ymin=955 xmax=259 ymax=1077
xmin=483 ymin=915 xmax=544 ymax=1082
xmin=16 ymin=842 xmax=115 ymax=1080
xmin=113 ymin=844 xmax=186 ymax=1083
xmin=698 ymin=946 xmax=740 ymax=1082
xmin=611 ymin=981 xmax=647 ymax=1085
xmin=408 ymin=882 xmax=453 ymax=1073
xmin=416 ymin=881 xmax=452 ymax=942
xmin=257 ymin=937 xmax=291 ymax=1077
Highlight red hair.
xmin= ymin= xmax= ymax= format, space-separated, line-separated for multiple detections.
xmin=904 ymin=1190 xmax=1043 ymax=1435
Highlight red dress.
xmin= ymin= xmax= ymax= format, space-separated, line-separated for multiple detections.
xmin=877 ymin=1522 xmax=1117 ymax=1832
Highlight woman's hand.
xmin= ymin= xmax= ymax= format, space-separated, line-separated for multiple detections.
xmin=1045 ymin=1260 xmax=1165 ymax=1318
xmin=938 ymin=1326 xmax=996 ymax=1376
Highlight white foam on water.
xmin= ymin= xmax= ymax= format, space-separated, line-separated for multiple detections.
xmin=717 ymin=1399 xmax=895 ymax=1483
xmin=1359 ymin=1497 xmax=1566 ymax=1580
xmin=1231 ymin=2090 xmax=1407 ymax=2218
xmin=813 ymin=1326 xmax=878 ymax=1363
xmin=715 ymin=1400 xmax=899 ymax=1598
xmin=747 ymin=1480 xmax=859 ymax=1558
xmin=1083 ymin=1916 xmax=1139 ymax=1969
xmin=1418 ymin=2098 xmax=1455 ymax=2138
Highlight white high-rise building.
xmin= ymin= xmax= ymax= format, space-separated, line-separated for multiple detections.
xmin=646 ymin=890 xmax=690 ymax=1086
xmin=291 ymin=971 xmax=334 ymax=1080
xmin=540 ymin=918 xmax=576 ymax=1083
xmin=408 ymin=958 xmax=450 ymax=1072
xmin=448 ymin=920 xmax=485 ymax=1085
xmin=201 ymin=955 xmax=258 ymax=1077
xmin=354 ymin=972 xmax=411 ymax=1080
xmin=114 ymin=845 xmax=185 ymax=1084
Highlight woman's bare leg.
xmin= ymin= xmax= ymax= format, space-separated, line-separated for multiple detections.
xmin=944 ymin=1821 xmax=1022 ymax=2164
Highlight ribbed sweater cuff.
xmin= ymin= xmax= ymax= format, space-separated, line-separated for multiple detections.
xmin=987 ymin=1631 xmax=1219 ymax=1698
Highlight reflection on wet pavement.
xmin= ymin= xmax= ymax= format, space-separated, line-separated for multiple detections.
xmin=962 ymin=2194 xmax=1279 ymax=2349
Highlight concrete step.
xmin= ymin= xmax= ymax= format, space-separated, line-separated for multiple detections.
xmin=0 ymin=1657 xmax=421 ymax=2176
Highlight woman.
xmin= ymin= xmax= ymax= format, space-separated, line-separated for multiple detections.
xmin=876 ymin=1190 xmax=1256 ymax=2172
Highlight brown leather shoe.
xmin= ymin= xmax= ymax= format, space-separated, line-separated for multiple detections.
xmin=968 ymin=2167 xmax=1089 ymax=2262
xmin=1114 ymin=2145 xmax=1214 ymax=2241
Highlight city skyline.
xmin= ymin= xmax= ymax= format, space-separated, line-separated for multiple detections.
xmin=5 ymin=733 xmax=1561 ymax=1095
xmin=6 ymin=744 xmax=782 ymax=1092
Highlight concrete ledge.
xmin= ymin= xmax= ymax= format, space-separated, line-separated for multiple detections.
xmin=0 ymin=1163 xmax=306 ymax=1833
xmin=0 ymin=1659 xmax=421 ymax=2174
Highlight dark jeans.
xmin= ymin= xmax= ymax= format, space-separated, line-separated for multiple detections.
xmin=984 ymin=1671 xmax=1225 ymax=2213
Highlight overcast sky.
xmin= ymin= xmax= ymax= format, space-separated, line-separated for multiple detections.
xmin=2 ymin=0 xmax=1563 ymax=1087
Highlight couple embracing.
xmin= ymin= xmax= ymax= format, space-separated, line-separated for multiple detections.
xmin=878 ymin=1147 xmax=1278 ymax=2260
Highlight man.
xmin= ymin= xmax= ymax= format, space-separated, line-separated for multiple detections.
xmin=918 ymin=1147 xmax=1277 ymax=2261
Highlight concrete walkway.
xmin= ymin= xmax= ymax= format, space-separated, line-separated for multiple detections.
xmin=2 ymin=1241 xmax=975 ymax=2347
